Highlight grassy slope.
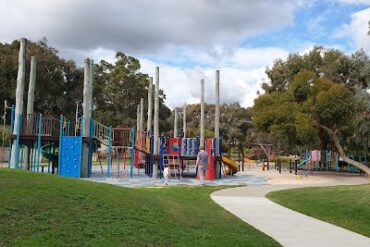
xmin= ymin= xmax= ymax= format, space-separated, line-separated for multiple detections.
xmin=0 ymin=169 xmax=279 ymax=247
xmin=267 ymin=184 xmax=370 ymax=237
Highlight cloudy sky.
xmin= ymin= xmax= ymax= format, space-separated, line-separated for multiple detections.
xmin=1 ymin=0 xmax=370 ymax=108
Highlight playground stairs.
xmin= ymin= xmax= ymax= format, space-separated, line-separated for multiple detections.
xmin=93 ymin=121 xmax=112 ymax=145
xmin=163 ymin=155 xmax=181 ymax=179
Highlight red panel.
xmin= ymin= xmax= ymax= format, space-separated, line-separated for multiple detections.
xmin=205 ymin=139 xmax=216 ymax=180
xmin=134 ymin=149 xmax=139 ymax=168
xmin=169 ymin=138 xmax=180 ymax=156
xmin=206 ymin=139 xmax=213 ymax=154
xmin=196 ymin=139 xmax=216 ymax=180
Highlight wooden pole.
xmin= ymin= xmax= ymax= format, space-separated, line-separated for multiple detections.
xmin=24 ymin=56 xmax=37 ymax=168
xmin=11 ymin=38 xmax=26 ymax=169
xmin=147 ymin=77 xmax=153 ymax=132
xmin=153 ymin=66 xmax=159 ymax=178
xmin=174 ymin=108 xmax=178 ymax=137
xmin=183 ymin=103 xmax=186 ymax=138
xmin=81 ymin=58 xmax=91 ymax=177
xmin=200 ymin=79 xmax=205 ymax=146
xmin=215 ymin=70 xmax=220 ymax=177
xmin=140 ymin=98 xmax=144 ymax=130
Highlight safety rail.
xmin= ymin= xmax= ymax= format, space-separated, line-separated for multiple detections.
xmin=43 ymin=116 xmax=62 ymax=136
xmin=94 ymin=121 xmax=113 ymax=144
xmin=14 ymin=113 xmax=115 ymax=144
xmin=113 ymin=128 xmax=131 ymax=146
xmin=180 ymin=138 xmax=199 ymax=157
xmin=21 ymin=114 xmax=38 ymax=135
xmin=20 ymin=114 xmax=61 ymax=137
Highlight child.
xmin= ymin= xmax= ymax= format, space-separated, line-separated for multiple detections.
xmin=163 ymin=165 xmax=169 ymax=185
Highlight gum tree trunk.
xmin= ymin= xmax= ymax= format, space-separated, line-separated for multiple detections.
xmin=321 ymin=125 xmax=370 ymax=177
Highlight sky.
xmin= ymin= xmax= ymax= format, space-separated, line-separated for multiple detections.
xmin=1 ymin=0 xmax=370 ymax=108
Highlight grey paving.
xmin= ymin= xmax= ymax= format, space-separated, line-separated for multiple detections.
xmin=211 ymin=184 xmax=370 ymax=247
xmin=83 ymin=167 xmax=269 ymax=187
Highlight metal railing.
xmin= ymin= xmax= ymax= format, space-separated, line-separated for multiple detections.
xmin=94 ymin=121 xmax=113 ymax=144
xmin=112 ymin=128 xmax=131 ymax=146
xmin=20 ymin=114 xmax=61 ymax=137
xmin=16 ymin=114 xmax=116 ymax=143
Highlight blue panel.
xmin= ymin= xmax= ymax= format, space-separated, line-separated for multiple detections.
xmin=60 ymin=136 xmax=83 ymax=178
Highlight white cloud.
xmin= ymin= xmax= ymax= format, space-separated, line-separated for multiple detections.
xmin=338 ymin=0 xmax=370 ymax=5
xmin=3 ymin=0 xmax=360 ymax=111
xmin=225 ymin=47 xmax=289 ymax=69
xmin=0 ymin=0 xmax=300 ymax=55
xmin=341 ymin=7 xmax=370 ymax=53
xmin=138 ymin=47 xmax=290 ymax=109
xmin=73 ymin=44 xmax=290 ymax=109
xmin=61 ymin=47 xmax=117 ymax=65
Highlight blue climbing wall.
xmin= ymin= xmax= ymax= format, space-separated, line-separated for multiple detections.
xmin=60 ymin=136 xmax=83 ymax=178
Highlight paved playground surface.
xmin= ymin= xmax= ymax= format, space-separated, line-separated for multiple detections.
xmin=84 ymin=166 xmax=269 ymax=187
xmin=86 ymin=163 xmax=369 ymax=188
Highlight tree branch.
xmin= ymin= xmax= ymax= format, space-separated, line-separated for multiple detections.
xmin=319 ymin=124 xmax=370 ymax=177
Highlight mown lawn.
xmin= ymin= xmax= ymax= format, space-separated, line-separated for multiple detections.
xmin=0 ymin=169 xmax=279 ymax=247
xmin=267 ymin=184 xmax=370 ymax=237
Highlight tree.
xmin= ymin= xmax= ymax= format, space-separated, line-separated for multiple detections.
xmin=93 ymin=52 xmax=171 ymax=128
xmin=314 ymin=83 xmax=370 ymax=175
xmin=348 ymin=86 xmax=370 ymax=153
xmin=173 ymin=103 xmax=253 ymax=155
xmin=263 ymin=47 xmax=370 ymax=94
xmin=0 ymin=39 xmax=172 ymax=130
xmin=0 ymin=38 xmax=84 ymax=120
xmin=254 ymin=69 xmax=370 ymax=176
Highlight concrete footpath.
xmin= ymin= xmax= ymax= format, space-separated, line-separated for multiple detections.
xmin=211 ymin=184 xmax=370 ymax=247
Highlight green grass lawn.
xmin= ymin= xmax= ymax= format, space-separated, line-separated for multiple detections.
xmin=0 ymin=169 xmax=280 ymax=247
xmin=267 ymin=184 xmax=370 ymax=237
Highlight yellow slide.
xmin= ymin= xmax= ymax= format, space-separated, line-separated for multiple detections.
xmin=222 ymin=156 xmax=238 ymax=175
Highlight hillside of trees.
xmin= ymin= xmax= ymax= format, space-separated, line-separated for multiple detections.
xmin=0 ymin=39 xmax=171 ymax=129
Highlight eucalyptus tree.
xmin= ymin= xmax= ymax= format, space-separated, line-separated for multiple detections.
xmin=254 ymin=69 xmax=370 ymax=176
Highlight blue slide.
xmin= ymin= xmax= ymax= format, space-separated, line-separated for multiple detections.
xmin=297 ymin=159 xmax=309 ymax=168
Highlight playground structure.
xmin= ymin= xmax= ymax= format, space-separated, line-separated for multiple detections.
xmin=6 ymin=38 xmax=118 ymax=178
xmin=134 ymin=133 xmax=220 ymax=179
xmin=6 ymin=38 xmax=238 ymax=181
xmin=7 ymin=93 xmax=117 ymax=178
xmin=130 ymin=71 xmax=238 ymax=180
xmin=295 ymin=150 xmax=369 ymax=174
xmin=132 ymin=132 xmax=238 ymax=180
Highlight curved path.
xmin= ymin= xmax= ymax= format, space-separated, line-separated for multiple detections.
xmin=211 ymin=183 xmax=370 ymax=247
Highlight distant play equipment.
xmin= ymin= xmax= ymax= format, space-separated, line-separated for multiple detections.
xmin=40 ymin=143 xmax=58 ymax=162
xmin=244 ymin=158 xmax=256 ymax=164
xmin=292 ymin=149 xmax=369 ymax=175
xmin=40 ymin=143 xmax=58 ymax=173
